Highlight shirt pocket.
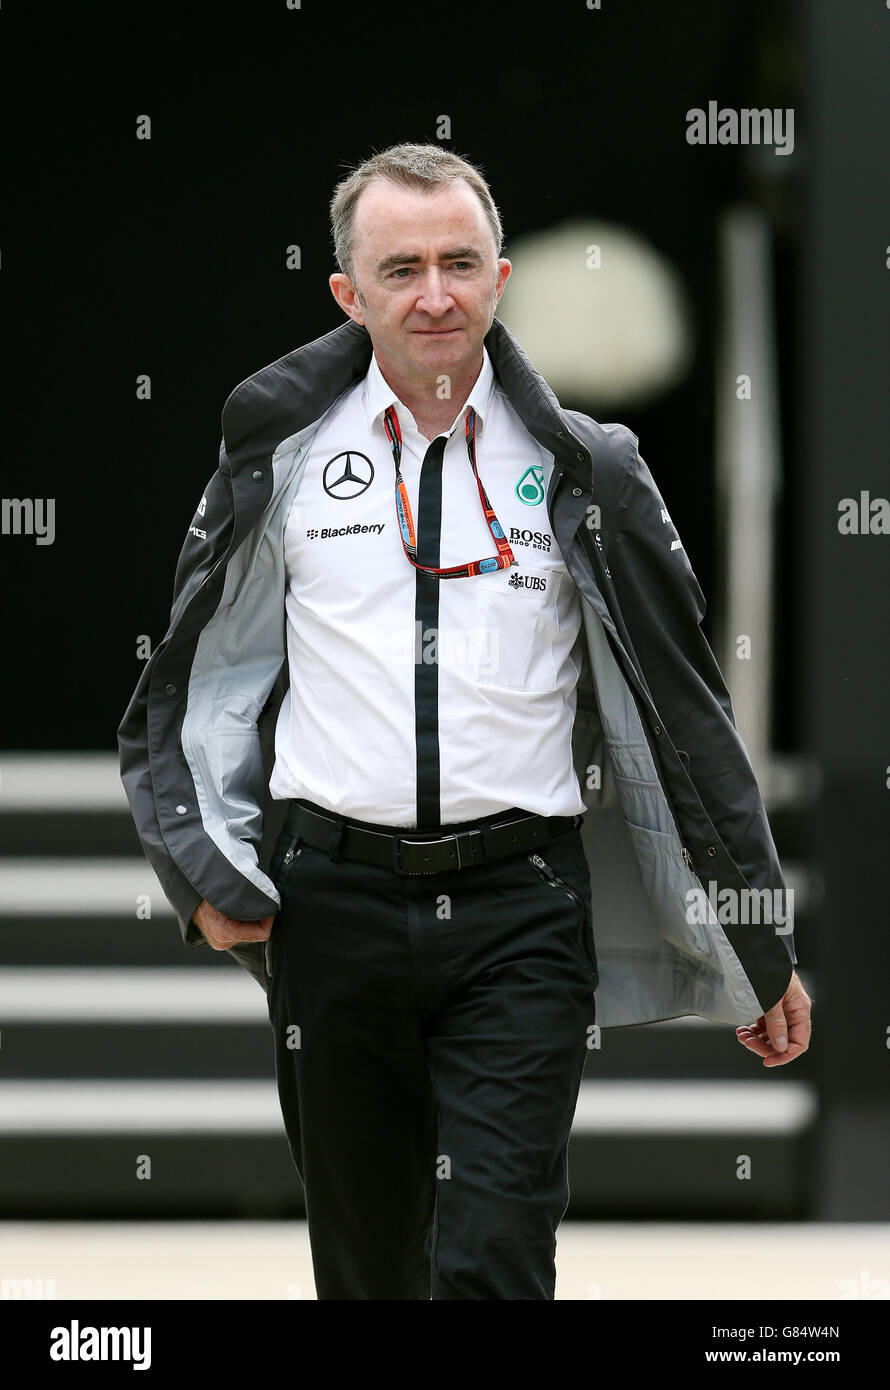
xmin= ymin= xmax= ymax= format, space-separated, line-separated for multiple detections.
xmin=472 ymin=565 xmax=564 ymax=693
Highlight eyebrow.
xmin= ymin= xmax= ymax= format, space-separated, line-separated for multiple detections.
xmin=375 ymin=245 xmax=484 ymax=275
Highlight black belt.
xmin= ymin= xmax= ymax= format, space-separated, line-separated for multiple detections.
xmin=281 ymin=799 xmax=584 ymax=875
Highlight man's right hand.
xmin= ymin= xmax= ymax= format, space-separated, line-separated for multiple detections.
xmin=192 ymin=899 xmax=275 ymax=951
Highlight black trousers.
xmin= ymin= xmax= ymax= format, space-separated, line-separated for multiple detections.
xmin=265 ymin=802 xmax=598 ymax=1300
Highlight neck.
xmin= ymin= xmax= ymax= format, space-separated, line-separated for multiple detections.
xmin=377 ymin=350 xmax=484 ymax=441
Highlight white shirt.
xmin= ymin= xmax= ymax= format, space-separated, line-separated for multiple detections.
xmin=268 ymin=343 xmax=586 ymax=827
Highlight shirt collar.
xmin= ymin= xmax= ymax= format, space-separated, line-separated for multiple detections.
xmin=364 ymin=342 xmax=495 ymax=439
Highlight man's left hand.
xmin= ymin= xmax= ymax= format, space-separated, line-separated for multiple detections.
xmin=735 ymin=968 xmax=812 ymax=1067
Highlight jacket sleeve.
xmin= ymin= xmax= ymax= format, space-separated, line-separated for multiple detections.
xmin=608 ymin=432 xmax=798 ymax=968
xmin=118 ymin=663 xmax=206 ymax=946
xmin=117 ymin=452 xmax=233 ymax=948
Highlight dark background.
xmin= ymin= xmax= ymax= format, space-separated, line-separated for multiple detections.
xmin=2 ymin=0 xmax=888 ymax=1221
xmin=4 ymin=0 xmax=803 ymax=752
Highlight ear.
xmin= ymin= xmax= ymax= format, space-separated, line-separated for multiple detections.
xmin=494 ymin=258 xmax=512 ymax=303
xmin=329 ymin=273 xmax=365 ymax=325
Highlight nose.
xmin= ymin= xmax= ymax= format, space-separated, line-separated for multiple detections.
xmin=416 ymin=267 xmax=453 ymax=316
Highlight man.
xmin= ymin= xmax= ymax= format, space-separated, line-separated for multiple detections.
xmin=118 ymin=142 xmax=811 ymax=1300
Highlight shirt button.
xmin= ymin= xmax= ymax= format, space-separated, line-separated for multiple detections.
xmin=165 ymin=683 xmax=177 ymax=696
xmin=653 ymin=725 xmax=661 ymax=735
xmin=707 ymin=846 xmax=717 ymax=856
xmin=572 ymin=487 xmax=582 ymax=497
xmin=252 ymin=470 xmax=264 ymax=482
xmin=175 ymin=804 xmax=188 ymax=816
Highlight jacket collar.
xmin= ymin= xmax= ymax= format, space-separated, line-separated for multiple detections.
xmin=221 ymin=316 xmax=591 ymax=484
xmin=363 ymin=342 xmax=495 ymax=437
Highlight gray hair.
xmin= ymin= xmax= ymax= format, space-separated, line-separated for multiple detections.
xmin=329 ymin=142 xmax=504 ymax=293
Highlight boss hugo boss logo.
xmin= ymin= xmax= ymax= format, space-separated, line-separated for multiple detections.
xmin=306 ymin=523 xmax=386 ymax=540
xmin=323 ymin=452 xmax=375 ymax=499
xmin=508 ymin=571 xmax=548 ymax=592
xmin=509 ymin=526 xmax=552 ymax=553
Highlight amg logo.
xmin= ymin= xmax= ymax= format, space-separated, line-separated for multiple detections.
xmin=508 ymin=572 xmax=548 ymax=592
xmin=188 ymin=525 xmax=207 ymax=539
xmin=509 ymin=527 xmax=552 ymax=552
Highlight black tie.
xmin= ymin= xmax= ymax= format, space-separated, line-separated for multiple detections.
xmin=414 ymin=435 xmax=446 ymax=828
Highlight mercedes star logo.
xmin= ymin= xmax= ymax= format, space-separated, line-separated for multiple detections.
xmin=323 ymin=451 xmax=375 ymax=500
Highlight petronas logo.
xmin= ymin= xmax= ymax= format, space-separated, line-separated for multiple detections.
xmin=515 ymin=464 xmax=545 ymax=506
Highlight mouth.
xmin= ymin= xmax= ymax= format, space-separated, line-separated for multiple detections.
xmin=413 ymin=328 xmax=460 ymax=335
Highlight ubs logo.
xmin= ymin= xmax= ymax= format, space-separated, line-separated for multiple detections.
xmin=508 ymin=572 xmax=548 ymax=592
xmin=323 ymin=452 xmax=375 ymax=500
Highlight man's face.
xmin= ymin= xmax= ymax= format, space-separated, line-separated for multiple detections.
xmin=330 ymin=178 xmax=511 ymax=383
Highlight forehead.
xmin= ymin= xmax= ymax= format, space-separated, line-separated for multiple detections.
xmin=352 ymin=177 xmax=492 ymax=257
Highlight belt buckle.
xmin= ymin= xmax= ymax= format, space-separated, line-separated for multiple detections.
xmin=392 ymin=834 xmax=437 ymax=875
xmin=393 ymin=829 xmax=475 ymax=874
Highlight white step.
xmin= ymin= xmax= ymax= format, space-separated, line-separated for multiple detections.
xmin=0 ymin=752 xmax=126 ymax=809
xmin=0 ymin=967 xmax=264 ymax=1021
xmin=0 ymin=860 xmax=175 ymax=915
xmin=0 ymin=1079 xmax=817 ymax=1135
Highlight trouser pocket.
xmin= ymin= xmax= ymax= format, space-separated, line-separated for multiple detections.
xmin=527 ymin=847 xmax=598 ymax=981
xmin=265 ymin=832 xmax=304 ymax=979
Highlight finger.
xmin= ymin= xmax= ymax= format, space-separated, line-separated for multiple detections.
xmin=735 ymin=1027 xmax=774 ymax=1059
xmin=736 ymin=1017 xmax=765 ymax=1037
xmin=784 ymin=1004 xmax=813 ymax=1048
xmin=763 ymin=1001 xmax=789 ymax=1052
xmin=228 ymin=920 xmax=273 ymax=941
xmin=762 ymin=1039 xmax=807 ymax=1067
xmin=207 ymin=928 xmax=269 ymax=949
xmin=737 ymin=1021 xmax=810 ymax=1066
xmin=205 ymin=916 xmax=276 ymax=949
xmin=237 ymin=915 xmax=276 ymax=935
xmin=783 ymin=1014 xmax=812 ymax=1053
xmin=736 ymin=1022 xmax=790 ymax=1053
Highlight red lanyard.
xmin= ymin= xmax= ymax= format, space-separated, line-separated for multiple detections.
xmin=383 ymin=404 xmax=516 ymax=579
